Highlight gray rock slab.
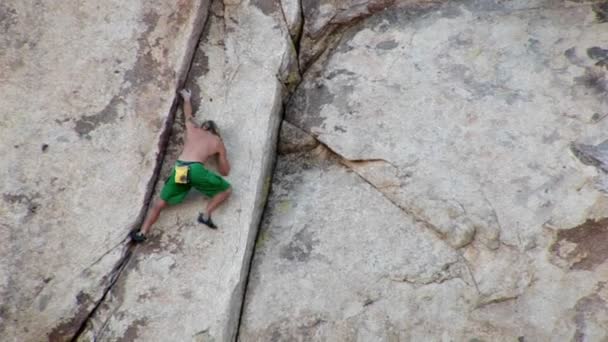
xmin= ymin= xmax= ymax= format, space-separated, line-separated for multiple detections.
xmin=76 ymin=0 xmax=292 ymax=340
xmin=288 ymin=0 xmax=608 ymax=252
xmin=239 ymin=147 xmax=479 ymax=340
xmin=0 ymin=1 xmax=208 ymax=340
xmin=269 ymin=0 xmax=608 ymax=338
xmin=298 ymin=0 xmax=445 ymax=68
xmin=240 ymin=147 xmax=608 ymax=340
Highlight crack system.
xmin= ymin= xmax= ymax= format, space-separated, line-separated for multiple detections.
xmin=64 ymin=0 xmax=524 ymax=339
xmin=68 ymin=3 xmax=212 ymax=340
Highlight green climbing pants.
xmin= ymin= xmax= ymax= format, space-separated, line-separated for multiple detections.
xmin=160 ymin=160 xmax=231 ymax=205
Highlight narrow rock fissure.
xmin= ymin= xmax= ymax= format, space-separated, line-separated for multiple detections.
xmin=69 ymin=4 xmax=211 ymax=339
xmin=233 ymin=4 xmax=308 ymax=337
xmin=234 ymin=111 xmax=286 ymax=342
xmin=70 ymin=250 xmax=133 ymax=342
xmin=295 ymin=0 xmax=304 ymax=56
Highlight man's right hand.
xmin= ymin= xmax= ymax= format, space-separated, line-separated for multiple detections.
xmin=179 ymin=88 xmax=192 ymax=101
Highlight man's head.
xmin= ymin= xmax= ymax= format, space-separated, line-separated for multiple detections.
xmin=201 ymin=120 xmax=220 ymax=136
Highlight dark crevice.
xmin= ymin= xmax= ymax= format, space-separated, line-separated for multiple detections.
xmin=70 ymin=249 xmax=133 ymax=342
xmin=295 ymin=0 xmax=304 ymax=57
xmin=68 ymin=3 xmax=212 ymax=340
xmin=234 ymin=108 xmax=286 ymax=342
xmin=233 ymin=4 xmax=307 ymax=338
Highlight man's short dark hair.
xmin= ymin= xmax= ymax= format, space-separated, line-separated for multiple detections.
xmin=201 ymin=120 xmax=220 ymax=136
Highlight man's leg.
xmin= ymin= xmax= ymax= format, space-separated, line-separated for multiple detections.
xmin=207 ymin=188 xmax=231 ymax=217
xmin=140 ymin=199 xmax=168 ymax=236
xmin=133 ymin=166 xmax=189 ymax=242
xmin=198 ymin=188 xmax=231 ymax=229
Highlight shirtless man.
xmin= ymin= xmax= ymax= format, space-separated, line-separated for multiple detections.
xmin=130 ymin=89 xmax=232 ymax=243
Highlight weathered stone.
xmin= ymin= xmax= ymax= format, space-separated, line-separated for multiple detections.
xmin=0 ymin=0 xmax=208 ymax=340
xmin=287 ymin=0 xmax=608 ymax=250
xmin=75 ymin=0 xmax=293 ymax=340
xmin=240 ymin=147 xmax=478 ymax=340
xmin=245 ymin=0 xmax=608 ymax=339
xmin=6 ymin=0 xmax=608 ymax=339
xmin=279 ymin=0 xmax=303 ymax=43
xmin=277 ymin=121 xmax=319 ymax=154
xmin=572 ymin=140 xmax=608 ymax=172
xmin=298 ymin=0 xmax=445 ymax=70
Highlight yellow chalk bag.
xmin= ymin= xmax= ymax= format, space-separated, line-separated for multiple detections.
xmin=175 ymin=165 xmax=190 ymax=184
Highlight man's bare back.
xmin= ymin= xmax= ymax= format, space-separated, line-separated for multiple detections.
xmin=180 ymin=128 xmax=221 ymax=164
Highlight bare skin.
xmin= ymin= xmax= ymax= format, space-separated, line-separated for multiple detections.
xmin=139 ymin=89 xmax=232 ymax=237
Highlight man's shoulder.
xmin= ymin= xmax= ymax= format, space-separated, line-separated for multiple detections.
xmin=198 ymin=133 xmax=222 ymax=149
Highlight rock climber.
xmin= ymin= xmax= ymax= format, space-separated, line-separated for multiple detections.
xmin=130 ymin=88 xmax=232 ymax=243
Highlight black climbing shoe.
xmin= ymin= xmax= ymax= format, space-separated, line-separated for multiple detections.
xmin=129 ymin=230 xmax=147 ymax=243
xmin=198 ymin=213 xmax=218 ymax=229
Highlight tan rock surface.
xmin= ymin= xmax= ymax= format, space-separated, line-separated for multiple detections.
xmin=76 ymin=0 xmax=293 ymax=340
xmin=288 ymin=0 xmax=608 ymax=253
xmin=240 ymin=147 xmax=478 ymax=340
xmin=0 ymin=0 xmax=208 ymax=340
xmin=242 ymin=0 xmax=608 ymax=339
xmin=298 ymin=0 xmax=444 ymax=69
xmin=5 ymin=0 xmax=608 ymax=340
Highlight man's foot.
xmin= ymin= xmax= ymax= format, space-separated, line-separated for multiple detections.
xmin=198 ymin=212 xmax=217 ymax=229
xmin=130 ymin=230 xmax=147 ymax=243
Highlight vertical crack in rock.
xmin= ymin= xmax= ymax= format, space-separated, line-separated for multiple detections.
xmin=295 ymin=0 xmax=305 ymax=56
xmin=234 ymin=10 xmax=306 ymax=334
xmin=68 ymin=4 xmax=212 ymax=341
xmin=233 ymin=151 xmax=278 ymax=341
xmin=276 ymin=1 xmax=303 ymax=93
xmin=69 ymin=250 xmax=133 ymax=341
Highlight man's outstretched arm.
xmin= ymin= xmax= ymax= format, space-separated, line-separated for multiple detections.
xmin=179 ymin=88 xmax=196 ymax=130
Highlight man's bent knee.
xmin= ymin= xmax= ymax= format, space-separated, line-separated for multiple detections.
xmin=154 ymin=199 xmax=168 ymax=210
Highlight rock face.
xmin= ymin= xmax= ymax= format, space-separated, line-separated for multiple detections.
xmin=0 ymin=1 xmax=208 ymax=341
xmin=5 ymin=0 xmax=608 ymax=340
xmin=75 ymin=0 xmax=292 ymax=340
xmin=239 ymin=146 xmax=476 ymax=340
xmin=241 ymin=0 xmax=608 ymax=340
xmin=298 ymin=0 xmax=444 ymax=69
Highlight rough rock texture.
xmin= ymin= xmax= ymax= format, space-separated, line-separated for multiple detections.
xmin=240 ymin=147 xmax=478 ymax=340
xmin=298 ymin=0 xmax=444 ymax=69
xmin=279 ymin=0 xmax=303 ymax=43
xmin=6 ymin=0 xmax=608 ymax=340
xmin=288 ymin=0 xmax=608 ymax=251
xmin=75 ymin=0 xmax=292 ymax=340
xmin=241 ymin=0 xmax=608 ymax=340
xmin=0 ymin=1 xmax=208 ymax=341
xmin=277 ymin=121 xmax=319 ymax=154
